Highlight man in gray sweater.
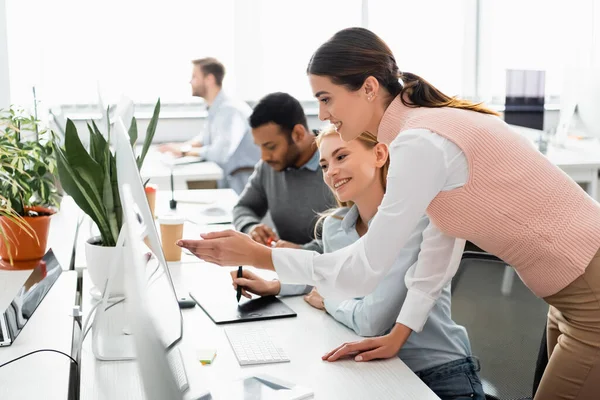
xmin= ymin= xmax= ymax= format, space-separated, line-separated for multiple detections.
xmin=233 ymin=92 xmax=336 ymax=252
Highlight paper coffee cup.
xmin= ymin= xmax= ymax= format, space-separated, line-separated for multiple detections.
xmin=158 ymin=216 xmax=184 ymax=262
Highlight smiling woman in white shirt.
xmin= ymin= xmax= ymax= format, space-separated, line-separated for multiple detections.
xmin=178 ymin=28 xmax=600 ymax=400
xmin=227 ymin=126 xmax=485 ymax=399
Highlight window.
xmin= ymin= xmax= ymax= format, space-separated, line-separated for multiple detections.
xmin=477 ymin=0 xmax=595 ymax=101
xmin=234 ymin=0 xmax=362 ymax=101
xmin=5 ymin=1 xmax=599 ymax=108
xmin=368 ymin=0 xmax=476 ymax=98
xmin=6 ymin=0 xmax=235 ymax=106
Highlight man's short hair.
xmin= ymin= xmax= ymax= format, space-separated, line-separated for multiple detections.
xmin=192 ymin=57 xmax=225 ymax=87
xmin=249 ymin=92 xmax=309 ymax=138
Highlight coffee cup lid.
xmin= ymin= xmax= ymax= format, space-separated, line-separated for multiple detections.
xmin=157 ymin=215 xmax=185 ymax=225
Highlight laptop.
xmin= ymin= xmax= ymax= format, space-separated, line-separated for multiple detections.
xmin=0 ymin=250 xmax=62 ymax=347
xmin=121 ymin=184 xmax=313 ymax=400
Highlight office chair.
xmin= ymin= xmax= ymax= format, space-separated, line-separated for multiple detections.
xmin=482 ymin=325 xmax=547 ymax=400
xmin=453 ymin=242 xmax=514 ymax=296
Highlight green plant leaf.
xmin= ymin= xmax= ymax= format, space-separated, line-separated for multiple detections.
xmin=109 ymin=150 xmax=122 ymax=230
xmin=128 ymin=117 xmax=138 ymax=148
xmin=64 ymin=119 xmax=104 ymax=195
xmin=137 ymin=98 xmax=160 ymax=169
xmin=102 ymin=135 xmax=119 ymax=242
xmin=55 ymin=144 xmax=116 ymax=246
xmin=89 ymin=121 xmax=109 ymax=166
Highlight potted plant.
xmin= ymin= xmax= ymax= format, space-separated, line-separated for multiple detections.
xmin=53 ymin=99 xmax=160 ymax=294
xmin=0 ymin=108 xmax=60 ymax=267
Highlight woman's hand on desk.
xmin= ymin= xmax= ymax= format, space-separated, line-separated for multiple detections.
xmin=230 ymin=269 xmax=281 ymax=298
xmin=176 ymin=230 xmax=275 ymax=270
xmin=304 ymin=288 xmax=325 ymax=310
xmin=322 ymin=323 xmax=412 ymax=362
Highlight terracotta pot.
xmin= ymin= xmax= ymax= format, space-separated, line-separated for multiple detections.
xmin=0 ymin=206 xmax=55 ymax=264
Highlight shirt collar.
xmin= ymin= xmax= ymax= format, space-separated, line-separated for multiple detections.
xmin=340 ymin=204 xmax=375 ymax=233
xmin=286 ymin=148 xmax=320 ymax=172
xmin=301 ymin=148 xmax=320 ymax=171
xmin=207 ymin=90 xmax=226 ymax=116
xmin=341 ymin=205 xmax=360 ymax=233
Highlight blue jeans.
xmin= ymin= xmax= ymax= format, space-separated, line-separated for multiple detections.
xmin=415 ymin=357 xmax=486 ymax=400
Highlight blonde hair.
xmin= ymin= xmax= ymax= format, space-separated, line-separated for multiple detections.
xmin=314 ymin=125 xmax=390 ymax=238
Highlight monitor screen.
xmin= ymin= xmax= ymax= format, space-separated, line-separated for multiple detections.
xmin=0 ymin=250 xmax=62 ymax=346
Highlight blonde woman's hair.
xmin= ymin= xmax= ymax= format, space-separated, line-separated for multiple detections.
xmin=314 ymin=125 xmax=390 ymax=239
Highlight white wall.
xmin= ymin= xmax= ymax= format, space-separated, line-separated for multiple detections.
xmin=0 ymin=0 xmax=10 ymax=109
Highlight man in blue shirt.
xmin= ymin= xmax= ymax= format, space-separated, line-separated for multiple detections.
xmin=159 ymin=58 xmax=259 ymax=194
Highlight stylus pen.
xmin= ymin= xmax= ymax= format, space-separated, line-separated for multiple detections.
xmin=236 ymin=266 xmax=243 ymax=303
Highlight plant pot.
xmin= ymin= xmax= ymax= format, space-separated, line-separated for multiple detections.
xmin=0 ymin=206 xmax=55 ymax=264
xmin=85 ymin=236 xmax=125 ymax=298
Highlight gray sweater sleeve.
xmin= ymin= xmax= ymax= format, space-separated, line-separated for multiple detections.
xmin=232 ymin=163 xmax=268 ymax=233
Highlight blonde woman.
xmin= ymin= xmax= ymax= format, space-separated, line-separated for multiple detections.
xmin=230 ymin=127 xmax=484 ymax=399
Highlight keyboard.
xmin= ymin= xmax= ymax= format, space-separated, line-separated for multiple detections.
xmin=167 ymin=347 xmax=190 ymax=392
xmin=225 ymin=326 xmax=290 ymax=366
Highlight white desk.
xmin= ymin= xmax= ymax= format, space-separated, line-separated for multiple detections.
xmin=512 ymin=125 xmax=600 ymax=200
xmin=0 ymin=271 xmax=77 ymax=400
xmin=141 ymin=147 xmax=223 ymax=191
xmin=48 ymin=196 xmax=82 ymax=271
xmin=79 ymin=264 xmax=438 ymax=400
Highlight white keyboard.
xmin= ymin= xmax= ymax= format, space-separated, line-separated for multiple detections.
xmin=167 ymin=347 xmax=190 ymax=392
xmin=225 ymin=326 xmax=290 ymax=366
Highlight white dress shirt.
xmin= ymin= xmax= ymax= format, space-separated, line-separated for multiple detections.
xmin=273 ymin=128 xmax=470 ymax=332
xmin=279 ymin=206 xmax=470 ymax=372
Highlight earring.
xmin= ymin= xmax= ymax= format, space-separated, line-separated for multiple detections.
xmin=368 ymin=94 xmax=374 ymax=101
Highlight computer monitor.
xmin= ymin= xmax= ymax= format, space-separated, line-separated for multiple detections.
xmin=48 ymin=109 xmax=67 ymax=144
xmin=121 ymin=184 xmax=202 ymax=400
xmin=114 ymin=117 xmax=183 ymax=349
xmin=111 ymin=95 xmax=135 ymax=132
xmin=97 ymin=81 xmax=109 ymax=133
xmin=556 ymin=67 xmax=600 ymax=141
xmin=0 ymin=251 xmax=62 ymax=347
xmin=121 ymin=185 xmax=313 ymax=399
xmin=575 ymin=68 xmax=600 ymax=136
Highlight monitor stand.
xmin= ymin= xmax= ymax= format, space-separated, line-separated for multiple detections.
xmin=92 ymin=300 xmax=136 ymax=361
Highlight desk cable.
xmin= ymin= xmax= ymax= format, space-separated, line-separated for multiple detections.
xmin=0 ymin=349 xmax=78 ymax=370
xmin=77 ymin=296 xmax=126 ymax=358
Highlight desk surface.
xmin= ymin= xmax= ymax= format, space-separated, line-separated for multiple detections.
xmin=79 ymin=264 xmax=437 ymax=400
xmin=48 ymin=196 xmax=82 ymax=271
xmin=512 ymin=125 xmax=600 ymax=168
xmin=141 ymin=147 xmax=223 ymax=190
xmin=0 ymin=271 xmax=77 ymax=400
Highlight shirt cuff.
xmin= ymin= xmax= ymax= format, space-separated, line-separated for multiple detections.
xmin=395 ymin=288 xmax=436 ymax=333
xmin=272 ymin=248 xmax=317 ymax=285
xmin=198 ymin=146 xmax=208 ymax=159
xmin=278 ymin=283 xmax=312 ymax=297
xmin=323 ymin=298 xmax=343 ymax=316
xmin=240 ymin=222 xmax=259 ymax=234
